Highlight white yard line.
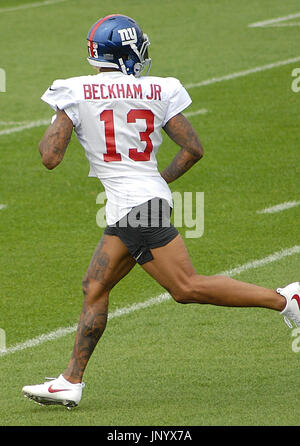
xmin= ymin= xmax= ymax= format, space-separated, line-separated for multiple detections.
xmin=0 ymin=0 xmax=67 ymax=14
xmin=0 ymin=204 xmax=7 ymax=211
xmin=248 ymin=12 xmax=300 ymax=28
xmin=0 ymin=119 xmax=50 ymax=136
xmin=0 ymin=121 xmax=28 ymax=125
xmin=257 ymin=200 xmax=300 ymax=214
xmin=219 ymin=246 xmax=300 ymax=277
xmin=184 ymin=109 xmax=208 ymax=117
xmin=0 ymin=294 xmax=170 ymax=357
xmin=185 ymin=56 xmax=300 ymax=89
xmin=264 ymin=23 xmax=300 ymax=28
xmin=1 ymin=245 xmax=300 ymax=357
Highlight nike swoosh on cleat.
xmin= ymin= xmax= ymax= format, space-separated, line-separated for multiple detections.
xmin=48 ymin=385 xmax=72 ymax=393
xmin=291 ymin=294 xmax=300 ymax=310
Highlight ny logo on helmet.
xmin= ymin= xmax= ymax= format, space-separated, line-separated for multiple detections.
xmin=118 ymin=27 xmax=137 ymax=45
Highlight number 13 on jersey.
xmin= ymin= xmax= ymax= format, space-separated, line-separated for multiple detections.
xmin=100 ymin=109 xmax=154 ymax=162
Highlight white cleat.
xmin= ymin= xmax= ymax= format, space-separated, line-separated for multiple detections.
xmin=22 ymin=375 xmax=85 ymax=409
xmin=277 ymin=282 xmax=300 ymax=328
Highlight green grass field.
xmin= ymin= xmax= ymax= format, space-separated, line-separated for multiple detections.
xmin=1 ymin=0 xmax=300 ymax=428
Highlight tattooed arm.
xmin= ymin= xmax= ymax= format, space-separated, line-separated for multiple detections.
xmin=39 ymin=108 xmax=73 ymax=169
xmin=160 ymin=113 xmax=204 ymax=184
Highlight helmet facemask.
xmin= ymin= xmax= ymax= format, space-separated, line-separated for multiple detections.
xmin=129 ymin=33 xmax=152 ymax=77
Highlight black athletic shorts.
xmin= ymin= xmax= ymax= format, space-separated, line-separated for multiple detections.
xmin=104 ymin=197 xmax=179 ymax=265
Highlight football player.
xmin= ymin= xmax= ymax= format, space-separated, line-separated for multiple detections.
xmin=22 ymin=14 xmax=300 ymax=408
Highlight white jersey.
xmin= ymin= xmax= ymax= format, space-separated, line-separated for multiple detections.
xmin=41 ymin=71 xmax=192 ymax=224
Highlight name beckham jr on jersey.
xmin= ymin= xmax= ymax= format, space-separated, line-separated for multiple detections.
xmin=83 ymin=82 xmax=162 ymax=101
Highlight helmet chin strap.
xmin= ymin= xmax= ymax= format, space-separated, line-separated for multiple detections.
xmin=118 ymin=58 xmax=128 ymax=75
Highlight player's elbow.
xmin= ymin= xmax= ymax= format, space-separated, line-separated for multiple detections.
xmin=42 ymin=159 xmax=57 ymax=170
xmin=42 ymin=155 xmax=61 ymax=170
xmin=189 ymin=141 xmax=204 ymax=161
xmin=195 ymin=145 xmax=204 ymax=161
xmin=197 ymin=140 xmax=204 ymax=159
xmin=189 ymin=134 xmax=204 ymax=161
xmin=39 ymin=142 xmax=61 ymax=170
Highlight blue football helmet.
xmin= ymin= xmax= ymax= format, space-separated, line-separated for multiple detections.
xmin=87 ymin=14 xmax=151 ymax=77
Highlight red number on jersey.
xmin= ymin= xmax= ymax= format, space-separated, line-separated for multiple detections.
xmin=100 ymin=110 xmax=122 ymax=162
xmin=100 ymin=109 xmax=154 ymax=162
xmin=127 ymin=109 xmax=154 ymax=162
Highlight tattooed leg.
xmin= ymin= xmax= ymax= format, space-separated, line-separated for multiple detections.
xmin=63 ymin=235 xmax=136 ymax=383
xmin=62 ymin=284 xmax=109 ymax=384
